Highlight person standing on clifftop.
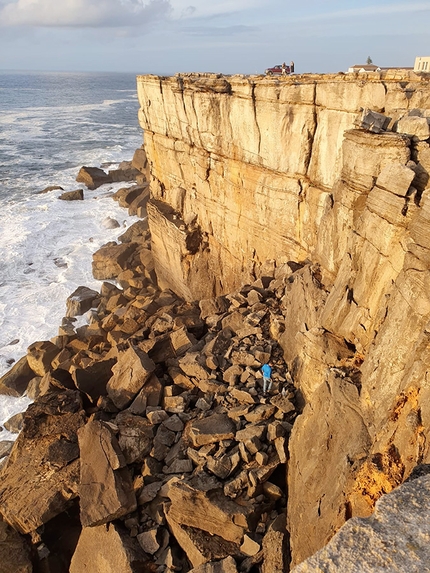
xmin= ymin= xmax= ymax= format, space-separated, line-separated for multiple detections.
xmin=281 ymin=62 xmax=287 ymax=75
xmin=262 ymin=362 xmax=272 ymax=394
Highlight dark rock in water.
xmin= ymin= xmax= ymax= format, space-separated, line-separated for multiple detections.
xmin=66 ymin=285 xmax=100 ymax=318
xmin=53 ymin=257 xmax=68 ymax=268
xmin=76 ymin=166 xmax=112 ymax=190
xmin=0 ymin=441 xmax=14 ymax=458
xmin=0 ymin=356 xmax=35 ymax=396
xmin=108 ymin=160 xmax=140 ymax=182
xmin=58 ymin=189 xmax=84 ymax=201
xmin=132 ymin=146 xmax=147 ymax=173
xmin=38 ymin=185 xmax=64 ymax=194
xmin=4 ymin=412 xmax=24 ymax=434
xmin=102 ymin=216 xmax=121 ymax=229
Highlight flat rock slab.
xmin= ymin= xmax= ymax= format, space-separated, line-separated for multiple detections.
xmin=189 ymin=413 xmax=236 ymax=447
xmin=0 ymin=390 xmax=85 ymax=534
xmin=78 ymin=420 xmax=136 ymax=527
xmin=70 ymin=522 xmax=147 ymax=573
xmin=167 ymin=479 xmax=257 ymax=544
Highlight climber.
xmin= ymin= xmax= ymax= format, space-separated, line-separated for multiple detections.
xmin=261 ymin=362 xmax=273 ymax=394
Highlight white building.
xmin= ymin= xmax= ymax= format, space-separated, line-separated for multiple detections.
xmin=414 ymin=57 xmax=430 ymax=72
xmin=348 ymin=64 xmax=381 ymax=73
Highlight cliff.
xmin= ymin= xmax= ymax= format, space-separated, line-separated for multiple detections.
xmin=137 ymin=71 xmax=430 ymax=565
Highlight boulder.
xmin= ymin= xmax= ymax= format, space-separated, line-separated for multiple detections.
xmin=0 ymin=518 xmax=32 ymax=573
xmin=26 ymin=340 xmax=61 ymax=377
xmin=116 ymin=411 xmax=154 ymax=464
xmin=132 ymin=146 xmax=148 ymax=173
xmin=66 ymin=285 xmax=100 ymax=317
xmin=76 ymin=166 xmax=112 ymax=189
xmin=188 ymin=413 xmax=236 ymax=447
xmin=166 ymin=514 xmax=240 ymax=568
xmin=113 ymin=185 xmax=147 ymax=208
xmin=0 ymin=390 xmax=85 ymax=534
xmin=78 ymin=420 xmax=137 ymax=527
xmin=354 ymin=108 xmax=391 ymax=133
xmin=3 ymin=412 xmax=24 ymax=433
xmin=109 ymin=160 xmax=140 ymax=182
xmin=92 ymin=242 xmax=137 ymax=280
xmin=167 ymin=478 xmax=259 ymax=544
xmin=102 ymin=216 xmax=121 ymax=229
xmin=0 ymin=356 xmax=35 ymax=396
xmin=0 ymin=441 xmax=14 ymax=459
xmin=69 ymin=522 xmax=148 ymax=573
xmin=72 ymin=358 xmax=116 ymax=404
xmin=397 ymin=115 xmax=430 ymax=140
xmin=107 ymin=346 xmax=155 ymax=409
xmin=261 ymin=514 xmax=289 ymax=573
xmin=58 ymin=189 xmax=84 ymax=201
xmin=189 ymin=556 xmax=239 ymax=573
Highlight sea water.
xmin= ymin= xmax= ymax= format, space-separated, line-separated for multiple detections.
xmin=0 ymin=70 xmax=144 ymax=438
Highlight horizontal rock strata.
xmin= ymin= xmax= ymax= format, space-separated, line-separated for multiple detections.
xmin=136 ymin=71 xmax=430 ymax=567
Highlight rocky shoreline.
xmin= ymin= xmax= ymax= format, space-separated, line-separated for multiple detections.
xmin=0 ymin=149 xmax=298 ymax=572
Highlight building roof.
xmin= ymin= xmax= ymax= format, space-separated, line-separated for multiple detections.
xmin=350 ymin=64 xmax=379 ymax=70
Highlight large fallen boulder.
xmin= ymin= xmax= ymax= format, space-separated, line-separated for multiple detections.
xmin=92 ymin=242 xmax=137 ymax=280
xmin=78 ymin=420 xmax=137 ymax=527
xmin=69 ymin=522 xmax=148 ymax=573
xmin=0 ymin=390 xmax=85 ymax=534
xmin=0 ymin=356 xmax=35 ymax=396
xmin=76 ymin=166 xmax=112 ymax=189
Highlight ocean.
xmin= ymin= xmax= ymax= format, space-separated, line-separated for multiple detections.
xmin=0 ymin=70 xmax=143 ymax=438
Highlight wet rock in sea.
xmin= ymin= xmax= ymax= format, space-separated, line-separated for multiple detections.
xmin=76 ymin=166 xmax=112 ymax=189
xmin=0 ymin=355 xmax=35 ymax=396
xmin=66 ymin=285 xmax=100 ymax=317
xmin=3 ymin=412 xmax=24 ymax=433
xmin=58 ymin=189 xmax=84 ymax=201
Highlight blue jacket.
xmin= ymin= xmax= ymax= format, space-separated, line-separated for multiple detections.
xmin=262 ymin=363 xmax=272 ymax=378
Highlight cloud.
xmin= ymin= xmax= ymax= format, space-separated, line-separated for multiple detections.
xmin=0 ymin=0 xmax=171 ymax=27
xmin=169 ymin=0 xmax=264 ymax=20
xmin=292 ymin=2 xmax=430 ymax=23
xmin=181 ymin=24 xmax=259 ymax=37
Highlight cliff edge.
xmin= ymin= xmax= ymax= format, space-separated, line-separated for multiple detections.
xmin=137 ymin=71 xmax=430 ymax=566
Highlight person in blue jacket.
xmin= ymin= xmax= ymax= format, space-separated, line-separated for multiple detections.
xmin=261 ymin=362 xmax=272 ymax=394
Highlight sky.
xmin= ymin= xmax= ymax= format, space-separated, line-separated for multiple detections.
xmin=0 ymin=0 xmax=429 ymax=75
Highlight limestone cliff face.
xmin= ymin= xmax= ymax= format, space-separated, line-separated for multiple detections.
xmin=137 ymin=71 xmax=430 ymax=566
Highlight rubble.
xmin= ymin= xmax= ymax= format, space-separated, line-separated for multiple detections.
xmin=0 ymin=180 xmax=297 ymax=572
